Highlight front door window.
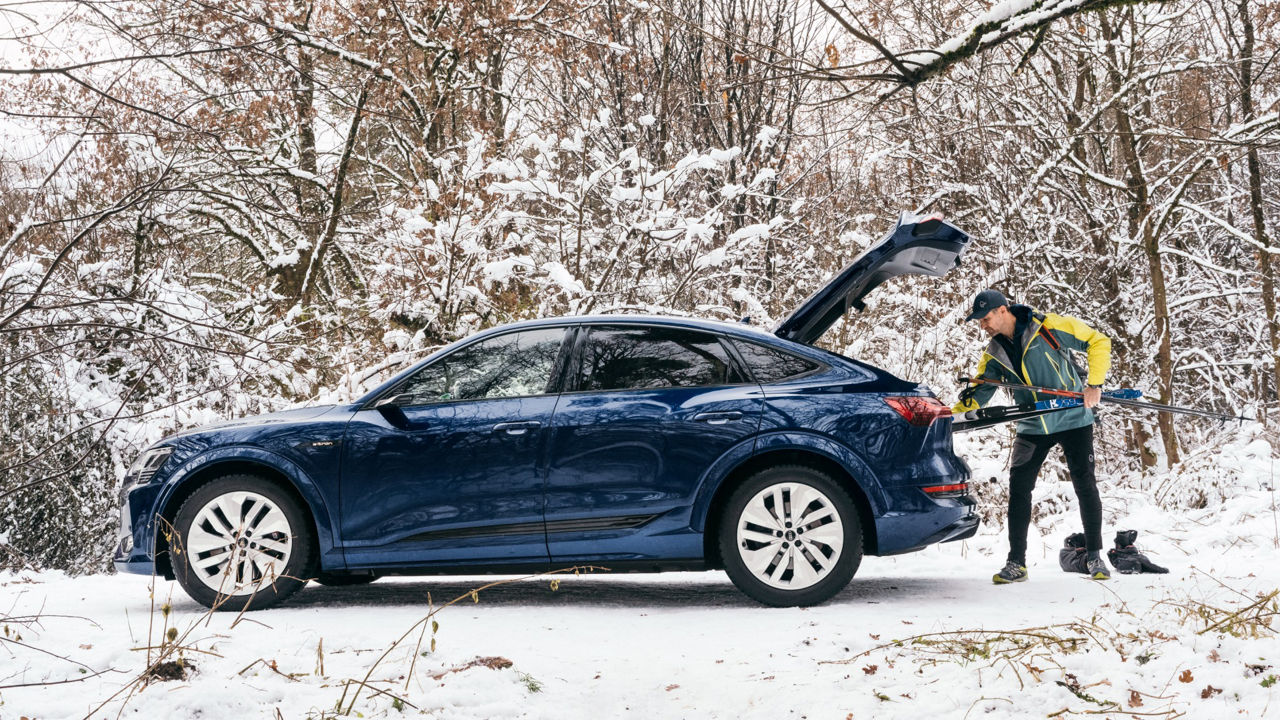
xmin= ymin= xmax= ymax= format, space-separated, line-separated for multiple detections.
xmin=398 ymin=327 xmax=567 ymax=404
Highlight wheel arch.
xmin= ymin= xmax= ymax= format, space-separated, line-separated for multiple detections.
xmin=697 ymin=439 xmax=883 ymax=568
xmin=153 ymin=451 xmax=334 ymax=579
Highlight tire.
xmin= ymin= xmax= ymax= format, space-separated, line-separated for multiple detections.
xmin=718 ymin=465 xmax=862 ymax=607
xmin=171 ymin=474 xmax=314 ymax=611
xmin=315 ymin=572 xmax=379 ymax=587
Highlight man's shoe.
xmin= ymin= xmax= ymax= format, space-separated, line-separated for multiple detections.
xmin=1086 ymin=554 xmax=1110 ymax=580
xmin=992 ymin=561 xmax=1028 ymax=584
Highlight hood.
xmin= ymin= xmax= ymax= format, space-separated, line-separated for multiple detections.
xmin=773 ymin=211 xmax=971 ymax=345
xmin=172 ymin=404 xmax=339 ymax=436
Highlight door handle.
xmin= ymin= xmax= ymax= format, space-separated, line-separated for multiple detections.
xmin=493 ymin=421 xmax=542 ymax=436
xmin=692 ymin=411 xmax=744 ymax=425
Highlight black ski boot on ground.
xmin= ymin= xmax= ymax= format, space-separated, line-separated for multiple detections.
xmin=1107 ymin=530 xmax=1169 ymax=574
xmin=1059 ymin=533 xmax=1088 ymax=574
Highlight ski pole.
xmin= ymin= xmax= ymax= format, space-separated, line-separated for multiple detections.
xmin=957 ymin=376 xmax=1248 ymax=423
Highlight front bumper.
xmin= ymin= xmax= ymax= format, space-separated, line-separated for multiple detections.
xmin=112 ymin=482 xmax=164 ymax=576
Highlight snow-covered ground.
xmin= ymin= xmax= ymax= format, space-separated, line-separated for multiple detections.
xmin=4 ymin=433 xmax=1279 ymax=720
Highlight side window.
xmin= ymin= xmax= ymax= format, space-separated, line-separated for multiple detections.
xmin=731 ymin=339 xmax=821 ymax=383
xmin=579 ymin=326 xmax=741 ymax=391
xmin=397 ymin=327 xmax=567 ymax=404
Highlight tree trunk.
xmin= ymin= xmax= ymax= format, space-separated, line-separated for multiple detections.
xmin=1238 ymin=0 xmax=1280 ymax=421
xmin=1102 ymin=12 xmax=1179 ymax=465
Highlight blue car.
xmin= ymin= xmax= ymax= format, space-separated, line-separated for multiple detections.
xmin=115 ymin=213 xmax=976 ymax=609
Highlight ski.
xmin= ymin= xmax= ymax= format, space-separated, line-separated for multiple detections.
xmin=957 ymin=376 xmax=1248 ymax=423
xmin=951 ymin=405 xmax=1074 ymax=433
xmin=951 ymin=391 xmax=1138 ymax=433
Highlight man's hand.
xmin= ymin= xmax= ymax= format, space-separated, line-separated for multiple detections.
xmin=1083 ymin=386 xmax=1101 ymax=408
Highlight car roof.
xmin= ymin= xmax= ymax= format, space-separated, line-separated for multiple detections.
xmin=488 ymin=313 xmax=779 ymax=338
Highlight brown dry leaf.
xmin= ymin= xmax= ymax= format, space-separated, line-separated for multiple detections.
xmin=862 ymin=664 xmax=878 ymax=675
xmin=1200 ymin=685 xmax=1222 ymax=699
xmin=665 ymin=684 xmax=679 ymax=692
xmin=79 ymin=643 xmax=92 ymax=650
xmin=479 ymin=656 xmax=513 ymax=670
xmin=1208 ymin=649 xmax=1222 ymax=662
xmin=1128 ymin=690 xmax=1144 ymax=708
xmin=430 ymin=656 xmax=513 ymax=680
xmin=1179 ymin=669 xmax=1194 ymax=683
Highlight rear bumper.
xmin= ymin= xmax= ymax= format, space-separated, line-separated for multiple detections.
xmin=928 ymin=511 xmax=980 ymax=544
xmin=873 ymin=493 xmax=980 ymax=556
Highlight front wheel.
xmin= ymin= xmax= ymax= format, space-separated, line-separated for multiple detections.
xmin=718 ymin=466 xmax=862 ymax=607
xmin=171 ymin=474 xmax=314 ymax=611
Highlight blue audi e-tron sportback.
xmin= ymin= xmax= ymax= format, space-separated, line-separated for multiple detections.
xmin=114 ymin=212 xmax=977 ymax=609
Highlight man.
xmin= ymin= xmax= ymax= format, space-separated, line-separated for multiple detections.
xmin=953 ymin=289 xmax=1113 ymax=583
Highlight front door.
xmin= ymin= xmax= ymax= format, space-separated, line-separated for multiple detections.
xmin=340 ymin=326 xmax=570 ymax=568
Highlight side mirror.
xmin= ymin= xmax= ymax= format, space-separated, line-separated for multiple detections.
xmin=373 ymin=393 xmax=417 ymax=429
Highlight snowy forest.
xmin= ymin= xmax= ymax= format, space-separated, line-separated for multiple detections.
xmin=1 ymin=0 xmax=1278 ymax=577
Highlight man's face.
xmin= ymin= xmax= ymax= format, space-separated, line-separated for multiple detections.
xmin=978 ymin=305 xmax=1016 ymax=338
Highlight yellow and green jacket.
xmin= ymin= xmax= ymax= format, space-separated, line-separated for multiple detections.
xmin=952 ymin=306 xmax=1112 ymax=435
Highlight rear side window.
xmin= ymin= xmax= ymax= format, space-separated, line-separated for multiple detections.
xmin=579 ymin=326 xmax=742 ymax=391
xmin=731 ymin=339 xmax=821 ymax=383
xmin=397 ymin=327 xmax=568 ymax=403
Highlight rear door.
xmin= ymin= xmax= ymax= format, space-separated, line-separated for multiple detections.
xmin=543 ymin=324 xmax=762 ymax=561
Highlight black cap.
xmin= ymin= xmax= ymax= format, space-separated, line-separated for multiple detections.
xmin=965 ymin=289 xmax=1008 ymax=321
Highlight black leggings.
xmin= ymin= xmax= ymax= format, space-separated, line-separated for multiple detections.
xmin=1006 ymin=424 xmax=1102 ymax=565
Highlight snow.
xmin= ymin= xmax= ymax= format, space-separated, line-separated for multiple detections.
xmin=728 ymin=222 xmax=774 ymax=243
xmin=0 ymin=258 xmax=43 ymax=287
xmin=539 ymin=261 xmax=585 ymax=295
xmin=4 ymin=434 xmax=1278 ymax=719
xmin=708 ymin=147 xmax=741 ymax=164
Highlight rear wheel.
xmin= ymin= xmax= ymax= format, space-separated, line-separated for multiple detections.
xmin=171 ymin=474 xmax=314 ymax=611
xmin=718 ymin=465 xmax=862 ymax=606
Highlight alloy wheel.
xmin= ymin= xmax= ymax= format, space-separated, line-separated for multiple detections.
xmin=185 ymin=491 xmax=293 ymax=596
xmin=735 ymin=481 xmax=845 ymax=590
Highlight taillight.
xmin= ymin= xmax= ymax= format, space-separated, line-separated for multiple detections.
xmin=884 ymin=396 xmax=952 ymax=426
xmin=922 ymin=483 xmax=968 ymax=499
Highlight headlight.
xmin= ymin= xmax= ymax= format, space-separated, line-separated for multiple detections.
xmin=126 ymin=446 xmax=174 ymax=485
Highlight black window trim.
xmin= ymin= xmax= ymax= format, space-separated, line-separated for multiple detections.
xmin=563 ymin=322 xmax=757 ymax=396
xmin=363 ymin=325 xmax=577 ymax=409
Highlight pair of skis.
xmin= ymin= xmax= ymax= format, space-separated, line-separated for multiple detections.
xmin=951 ymin=377 xmax=1248 ymax=433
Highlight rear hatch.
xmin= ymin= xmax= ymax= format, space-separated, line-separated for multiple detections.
xmin=773 ymin=212 xmax=971 ymax=345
